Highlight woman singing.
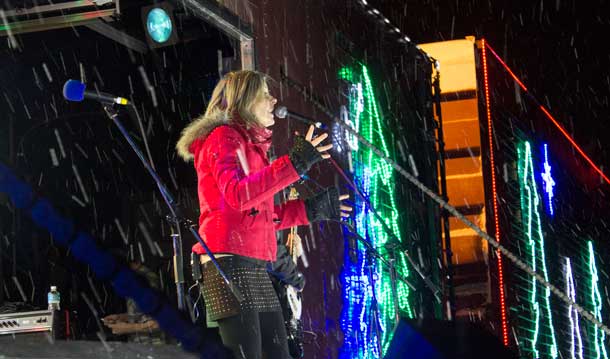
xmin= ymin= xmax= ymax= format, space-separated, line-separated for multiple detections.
xmin=176 ymin=70 xmax=350 ymax=358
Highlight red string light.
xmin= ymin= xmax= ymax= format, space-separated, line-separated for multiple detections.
xmin=484 ymin=41 xmax=609 ymax=186
xmin=538 ymin=106 xmax=610 ymax=184
xmin=481 ymin=38 xmax=510 ymax=346
xmin=484 ymin=43 xmax=528 ymax=92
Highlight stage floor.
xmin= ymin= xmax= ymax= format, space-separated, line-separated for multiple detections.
xmin=0 ymin=335 xmax=198 ymax=359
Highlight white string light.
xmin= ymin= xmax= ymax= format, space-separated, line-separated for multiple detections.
xmin=352 ymin=0 xmax=438 ymax=66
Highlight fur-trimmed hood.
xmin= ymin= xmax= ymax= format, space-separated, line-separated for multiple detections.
xmin=176 ymin=112 xmax=229 ymax=161
xmin=176 ymin=112 xmax=273 ymax=162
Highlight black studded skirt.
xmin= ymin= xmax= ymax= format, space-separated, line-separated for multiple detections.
xmin=200 ymin=255 xmax=281 ymax=321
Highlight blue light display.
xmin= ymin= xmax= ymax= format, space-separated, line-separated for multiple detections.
xmin=338 ymin=65 xmax=412 ymax=359
xmin=540 ymin=143 xmax=555 ymax=216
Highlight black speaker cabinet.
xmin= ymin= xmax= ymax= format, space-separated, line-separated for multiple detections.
xmin=384 ymin=318 xmax=519 ymax=359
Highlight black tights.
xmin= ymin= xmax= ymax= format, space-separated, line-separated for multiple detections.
xmin=217 ymin=310 xmax=290 ymax=359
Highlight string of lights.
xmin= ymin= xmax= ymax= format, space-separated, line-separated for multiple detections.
xmin=565 ymin=257 xmax=584 ymax=359
xmin=540 ymin=144 xmax=556 ymax=216
xmin=483 ymin=114 xmax=607 ymax=357
xmin=587 ymin=241 xmax=608 ymax=359
xmin=338 ymin=64 xmax=413 ymax=358
xmin=518 ymin=141 xmax=558 ymax=358
xmin=481 ymin=38 xmax=509 ymax=346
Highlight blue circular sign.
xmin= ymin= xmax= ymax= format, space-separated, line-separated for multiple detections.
xmin=146 ymin=8 xmax=172 ymax=43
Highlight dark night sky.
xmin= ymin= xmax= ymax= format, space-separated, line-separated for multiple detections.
xmin=376 ymin=0 xmax=610 ymax=170
xmin=3 ymin=0 xmax=608 ymax=171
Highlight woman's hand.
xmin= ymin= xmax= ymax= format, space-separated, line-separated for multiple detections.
xmin=290 ymin=125 xmax=332 ymax=176
xmin=339 ymin=194 xmax=352 ymax=218
xmin=304 ymin=125 xmax=332 ymax=159
xmin=102 ymin=313 xmax=130 ymax=324
xmin=305 ymin=188 xmax=352 ymax=222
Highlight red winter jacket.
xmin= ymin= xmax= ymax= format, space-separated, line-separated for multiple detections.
xmin=189 ymin=123 xmax=309 ymax=261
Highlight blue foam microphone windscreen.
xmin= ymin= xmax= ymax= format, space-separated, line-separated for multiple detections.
xmin=63 ymin=79 xmax=86 ymax=102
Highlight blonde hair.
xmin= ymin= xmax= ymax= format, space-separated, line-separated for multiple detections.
xmin=176 ymin=70 xmax=268 ymax=161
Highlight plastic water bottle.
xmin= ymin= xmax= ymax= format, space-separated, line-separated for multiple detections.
xmin=47 ymin=286 xmax=60 ymax=311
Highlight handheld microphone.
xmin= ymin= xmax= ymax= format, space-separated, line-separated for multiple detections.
xmin=274 ymin=106 xmax=326 ymax=129
xmin=63 ymin=79 xmax=130 ymax=106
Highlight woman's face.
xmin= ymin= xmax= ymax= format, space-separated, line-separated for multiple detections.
xmin=251 ymin=82 xmax=277 ymax=127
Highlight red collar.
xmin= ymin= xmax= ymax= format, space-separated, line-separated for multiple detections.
xmin=231 ymin=120 xmax=272 ymax=153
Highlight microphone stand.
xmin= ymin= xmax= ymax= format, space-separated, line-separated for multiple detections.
xmin=102 ymin=104 xmax=243 ymax=311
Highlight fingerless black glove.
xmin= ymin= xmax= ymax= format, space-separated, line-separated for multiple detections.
xmin=305 ymin=187 xmax=341 ymax=222
xmin=289 ymin=135 xmax=323 ymax=176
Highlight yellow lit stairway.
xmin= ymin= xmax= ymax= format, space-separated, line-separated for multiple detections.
xmin=419 ymin=38 xmax=491 ymax=320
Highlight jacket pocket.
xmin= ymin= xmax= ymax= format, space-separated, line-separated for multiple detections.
xmin=241 ymin=208 xmax=258 ymax=228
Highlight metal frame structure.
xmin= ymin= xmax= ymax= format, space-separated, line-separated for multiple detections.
xmin=1 ymin=0 xmax=255 ymax=70
xmin=0 ymin=1 xmax=118 ymax=37
xmin=85 ymin=19 xmax=148 ymax=54
xmin=169 ymin=0 xmax=254 ymax=70
xmin=432 ymin=68 xmax=455 ymax=320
